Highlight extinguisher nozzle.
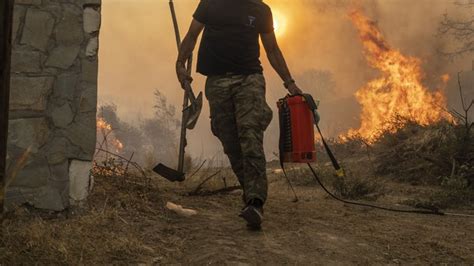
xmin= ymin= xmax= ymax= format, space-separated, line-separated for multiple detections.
xmin=336 ymin=168 xmax=346 ymax=177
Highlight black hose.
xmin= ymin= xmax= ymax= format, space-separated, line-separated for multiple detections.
xmin=306 ymin=163 xmax=446 ymax=216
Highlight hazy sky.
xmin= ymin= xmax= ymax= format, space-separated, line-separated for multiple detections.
xmin=98 ymin=0 xmax=473 ymax=158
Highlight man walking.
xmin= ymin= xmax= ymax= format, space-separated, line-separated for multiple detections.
xmin=176 ymin=0 xmax=302 ymax=229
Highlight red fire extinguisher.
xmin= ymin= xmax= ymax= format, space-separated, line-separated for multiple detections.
xmin=278 ymin=93 xmax=344 ymax=178
xmin=277 ymin=94 xmax=320 ymax=163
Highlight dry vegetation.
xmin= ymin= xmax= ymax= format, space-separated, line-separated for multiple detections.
xmin=2 ymin=163 xmax=170 ymax=264
xmin=319 ymin=117 xmax=473 ymax=209
xmin=2 ymin=78 xmax=473 ymax=264
xmin=2 ymin=117 xmax=473 ymax=263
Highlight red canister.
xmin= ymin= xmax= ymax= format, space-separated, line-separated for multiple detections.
xmin=278 ymin=95 xmax=317 ymax=163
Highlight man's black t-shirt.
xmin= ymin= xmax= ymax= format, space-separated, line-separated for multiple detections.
xmin=193 ymin=0 xmax=273 ymax=76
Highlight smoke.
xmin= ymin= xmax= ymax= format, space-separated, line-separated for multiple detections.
xmin=98 ymin=0 xmax=472 ymax=159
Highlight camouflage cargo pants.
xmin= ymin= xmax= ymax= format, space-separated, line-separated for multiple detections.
xmin=205 ymin=73 xmax=273 ymax=204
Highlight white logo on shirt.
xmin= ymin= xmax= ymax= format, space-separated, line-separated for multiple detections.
xmin=247 ymin=16 xmax=256 ymax=27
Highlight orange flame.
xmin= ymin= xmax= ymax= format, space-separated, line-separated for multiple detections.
xmin=97 ymin=117 xmax=112 ymax=131
xmin=344 ymin=10 xmax=451 ymax=143
xmin=97 ymin=117 xmax=124 ymax=153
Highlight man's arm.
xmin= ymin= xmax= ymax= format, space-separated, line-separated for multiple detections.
xmin=261 ymin=32 xmax=302 ymax=95
xmin=176 ymin=19 xmax=204 ymax=87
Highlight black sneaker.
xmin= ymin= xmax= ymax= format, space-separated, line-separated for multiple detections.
xmin=239 ymin=199 xmax=264 ymax=230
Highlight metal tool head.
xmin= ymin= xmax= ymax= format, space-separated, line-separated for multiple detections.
xmin=184 ymin=91 xmax=203 ymax=130
xmin=153 ymin=163 xmax=185 ymax=182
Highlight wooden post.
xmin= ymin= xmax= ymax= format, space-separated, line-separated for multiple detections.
xmin=0 ymin=0 xmax=15 ymax=215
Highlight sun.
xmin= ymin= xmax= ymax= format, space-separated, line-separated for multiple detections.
xmin=272 ymin=9 xmax=287 ymax=37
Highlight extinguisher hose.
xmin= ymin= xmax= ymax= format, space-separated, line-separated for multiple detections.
xmin=306 ymin=163 xmax=446 ymax=216
xmin=311 ymin=124 xmax=445 ymax=216
xmin=316 ymin=124 xmax=345 ymax=177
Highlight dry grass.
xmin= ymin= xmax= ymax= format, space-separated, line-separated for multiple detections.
xmin=323 ymin=119 xmax=474 ymax=208
xmin=2 ymin=164 xmax=172 ymax=264
xmin=331 ymin=175 xmax=384 ymax=200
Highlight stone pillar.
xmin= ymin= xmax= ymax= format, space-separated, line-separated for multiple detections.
xmin=5 ymin=0 xmax=101 ymax=211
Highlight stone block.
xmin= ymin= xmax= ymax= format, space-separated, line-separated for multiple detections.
xmin=85 ymin=37 xmax=98 ymax=57
xmin=12 ymin=5 xmax=26 ymax=43
xmin=45 ymin=45 xmax=80 ymax=69
xmin=81 ymin=58 xmax=98 ymax=83
xmin=5 ymin=187 xmax=36 ymax=210
xmin=66 ymin=113 xmax=96 ymax=158
xmin=15 ymin=0 xmax=42 ymax=5
xmin=53 ymin=73 xmax=79 ymax=102
xmin=5 ymin=185 xmax=67 ymax=212
xmin=79 ymin=84 xmax=97 ymax=113
xmin=52 ymin=103 xmax=75 ymax=128
xmin=11 ymin=50 xmax=41 ymax=73
xmin=33 ymin=185 xmax=67 ymax=211
xmin=83 ymin=7 xmax=100 ymax=34
xmin=69 ymin=160 xmax=92 ymax=202
xmin=44 ymin=137 xmax=69 ymax=164
xmin=83 ymin=0 xmax=101 ymax=5
xmin=8 ymin=154 xmax=50 ymax=188
xmin=56 ymin=5 xmax=83 ymax=45
xmin=8 ymin=118 xmax=50 ymax=153
xmin=48 ymin=160 xmax=69 ymax=182
xmin=20 ymin=8 xmax=55 ymax=51
xmin=48 ymin=161 xmax=70 ymax=208
xmin=10 ymin=76 xmax=54 ymax=111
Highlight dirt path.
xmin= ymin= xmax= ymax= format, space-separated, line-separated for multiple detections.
xmin=152 ymin=179 xmax=474 ymax=265
xmin=4 ymin=170 xmax=474 ymax=264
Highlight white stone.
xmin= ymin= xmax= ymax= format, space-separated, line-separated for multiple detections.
xmin=83 ymin=7 xmax=101 ymax=34
xmin=69 ymin=160 xmax=92 ymax=202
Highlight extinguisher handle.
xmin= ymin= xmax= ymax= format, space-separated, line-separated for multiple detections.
xmin=313 ymin=109 xmax=321 ymax=125
xmin=300 ymin=94 xmax=321 ymax=125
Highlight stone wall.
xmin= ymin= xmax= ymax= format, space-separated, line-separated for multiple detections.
xmin=6 ymin=0 xmax=101 ymax=211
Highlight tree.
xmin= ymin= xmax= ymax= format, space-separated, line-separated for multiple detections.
xmin=96 ymin=89 xmax=180 ymax=168
xmin=140 ymin=89 xmax=180 ymax=166
xmin=439 ymin=1 xmax=474 ymax=57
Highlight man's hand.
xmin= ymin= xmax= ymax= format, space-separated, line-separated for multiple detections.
xmin=175 ymin=19 xmax=204 ymax=89
xmin=176 ymin=61 xmax=192 ymax=88
xmin=287 ymin=82 xmax=303 ymax=95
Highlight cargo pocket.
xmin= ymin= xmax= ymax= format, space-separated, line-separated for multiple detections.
xmin=248 ymin=74 xmax=272 ymax=131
